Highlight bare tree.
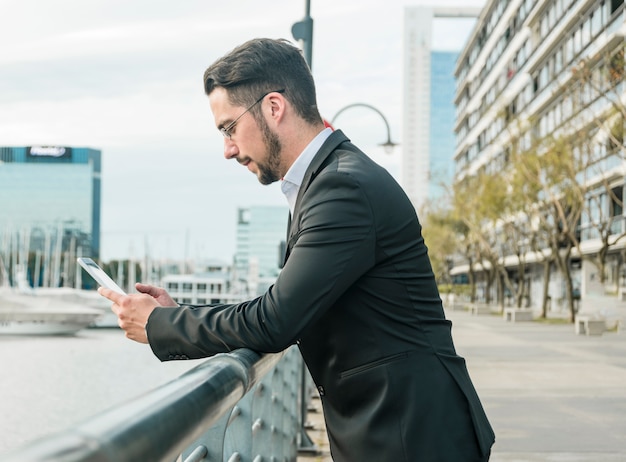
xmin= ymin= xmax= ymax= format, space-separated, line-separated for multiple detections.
xmin=565 ymin=49 xmax=626 ymax=287
xmin=513 ymin=137 xmax=586 ymax=322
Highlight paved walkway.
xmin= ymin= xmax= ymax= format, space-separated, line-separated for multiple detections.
xmin=298 ymin=306 xmax=626 ymax=462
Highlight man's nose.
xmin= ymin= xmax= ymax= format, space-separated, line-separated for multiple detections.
xmin=224 ymin=138 xmax=239 ymax=159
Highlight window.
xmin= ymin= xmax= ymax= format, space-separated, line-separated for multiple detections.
xmin=611 ymin=0 xmax=622 ymax=14
xmin=555 ymin=48 xmax=563 ymax=74
xmin=582 ymin=16 xmax=591 ymax=44
xmin=573 ymin=26 xmax=582 ymax=55
xmin=548 ymin=3 xmax=556 ymax=29
xmin=565 ymin=35 xmax=574 ymax=64
xmin=611 ymin=186 xmax=623 ymax=218
xmin=539 ymin=65 xmax=549 ymax=89
xmin=554 ymin=102 xmax=562 ymax=125
xmin=540 ymin=14 xmax=549 ymax=37
xmin=539 ymin=114 xmax=547 ymax=137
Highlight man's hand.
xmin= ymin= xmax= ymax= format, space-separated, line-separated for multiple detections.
xmin=98 ymin=283 xmax=176 ymax=343
xmin=135 ymin=283 xmax=178 ymax=306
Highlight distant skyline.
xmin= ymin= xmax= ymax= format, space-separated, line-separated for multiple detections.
xmin=0 ymin=0 xmax=484 ymax=263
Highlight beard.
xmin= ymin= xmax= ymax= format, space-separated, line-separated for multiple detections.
xmin=256 ymin=116 xmax=283 ymax=185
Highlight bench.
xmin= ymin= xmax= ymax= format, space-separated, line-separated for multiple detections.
xmin=503 ymin=308 xmax=533 ymax=322
xmin=469 ymin=303 xmax=493 ymax=315
xmin=575 ymin=315 xmax=606 ymax=336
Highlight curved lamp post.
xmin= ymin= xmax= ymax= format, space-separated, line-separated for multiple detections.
xmin=330 ymin=103 xmax=399 ymax=154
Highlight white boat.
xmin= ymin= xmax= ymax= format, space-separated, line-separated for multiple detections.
xmin=0 ymin=289 xmax=104 ymax=336
xmin=34 ymin=287 xmax=119 ymax=329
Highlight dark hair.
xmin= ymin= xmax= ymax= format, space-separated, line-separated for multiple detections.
xmin=203 ymin=38 xmax=322 ymax=125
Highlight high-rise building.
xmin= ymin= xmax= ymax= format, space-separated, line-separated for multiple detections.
xmin=234 ymin=205 xmax=289 ymax=296
xmin=403 ymin=6 xmax=481 ymax=212
xmin=453 ymin=0 xmax=625 ymax=303
xmin=430 ymin=51 xmax=460 ymax=202
xmin=0 ymin=145 xmax=101 ymax=287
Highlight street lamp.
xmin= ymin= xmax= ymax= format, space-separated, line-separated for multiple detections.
xmin=330 ymin=103 xmax=399 ymax=154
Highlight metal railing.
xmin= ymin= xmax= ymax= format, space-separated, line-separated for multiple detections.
xmin=0 ymin=346 xmax=305 ymax=462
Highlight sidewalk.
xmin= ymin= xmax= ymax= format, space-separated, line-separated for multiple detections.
xmin=298 ymin=306 xmax=626 ymax=462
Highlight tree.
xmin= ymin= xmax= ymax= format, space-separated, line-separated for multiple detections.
xmin=422 ymin=205 xmax=460 ymax=287
xmin=513 ymin=136 xmax=585 ymax=322
xmin=565 ymin=49 xmax=626 ymax=288
xmin=452 ymin=169 xmax=517 ymax=308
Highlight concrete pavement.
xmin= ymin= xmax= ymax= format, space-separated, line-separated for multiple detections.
xmin=298 ymin=305 xmax=626 ymax=461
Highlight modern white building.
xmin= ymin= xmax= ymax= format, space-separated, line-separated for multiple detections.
xmin=453 ymin=0 xmax=625 ymax=306
xmin=161 ymin=260 xmax=242 ymax=306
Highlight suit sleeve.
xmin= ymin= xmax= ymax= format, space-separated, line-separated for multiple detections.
xmin=147 ymin=170 xmax=376 ymax=360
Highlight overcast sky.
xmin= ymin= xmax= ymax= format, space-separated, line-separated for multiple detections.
xmin=0 ymin=0 xmax=485 ymax=264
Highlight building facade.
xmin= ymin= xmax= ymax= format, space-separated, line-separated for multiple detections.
xmin=453 ymin=0 xmax=625 ymax=308
xmin=0 ymin=146 xmax=101 ymax=287
xmin=161 ymin=260 xmax=243 ymax=306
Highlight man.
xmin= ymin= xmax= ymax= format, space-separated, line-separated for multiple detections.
xmin=100 ymin=38 xmax=495 ymax=461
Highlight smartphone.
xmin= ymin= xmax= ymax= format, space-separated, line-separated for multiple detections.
xmin=77 ymin=257 xmax=126 ymax=295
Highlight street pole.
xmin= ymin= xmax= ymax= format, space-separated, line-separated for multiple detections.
xmin=292 ymin=1 xmax=320 ymax=456
xmin=292 ymin=0 xmax=313 ymax=69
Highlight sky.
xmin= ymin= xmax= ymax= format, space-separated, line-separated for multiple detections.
xmin=0 ymin=0 xmax=485 ymax=264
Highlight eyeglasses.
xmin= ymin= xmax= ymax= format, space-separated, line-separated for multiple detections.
xmin=220 ymin=89 xmax=285 ymax=139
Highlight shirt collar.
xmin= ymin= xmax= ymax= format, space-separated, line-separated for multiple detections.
xmin=281 ymin=127 xmax=333 ymax=214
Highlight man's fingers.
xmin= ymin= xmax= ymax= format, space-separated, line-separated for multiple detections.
xmin=98 ymin=287 xmax=124 ymax=303
xmin=135 ymin=283 xmax=160 ymax=297
xmin=106 ymin=292 xmax=151 ymax=345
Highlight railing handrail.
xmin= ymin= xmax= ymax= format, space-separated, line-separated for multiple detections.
xmin=0 ymin=348 xmax=284 ymax=462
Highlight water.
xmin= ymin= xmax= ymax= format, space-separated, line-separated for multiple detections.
xmin=0 ymin=327 xmax=204 ymax=455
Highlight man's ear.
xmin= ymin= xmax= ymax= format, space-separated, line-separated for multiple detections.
xmin=267 ymin=91 xmax=286 ymax=122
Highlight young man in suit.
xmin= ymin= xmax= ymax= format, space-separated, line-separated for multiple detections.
xmin=100 ymin=38 xmax=495 ymax=461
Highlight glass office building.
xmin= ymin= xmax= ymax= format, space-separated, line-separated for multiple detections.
xmin=0 ymin=146 xmax=101 ymax=286
xmin=234 ymin=205 xmax=289 ymax=296
xmin=430 ymin=51 xmax=459 ymax=202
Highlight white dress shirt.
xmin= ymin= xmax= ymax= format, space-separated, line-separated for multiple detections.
xmin=281 ymin=127 xmax=333 ymax=215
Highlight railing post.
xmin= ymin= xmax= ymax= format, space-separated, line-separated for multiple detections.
xmin=297 ymin=355 xmax=319 ymax=455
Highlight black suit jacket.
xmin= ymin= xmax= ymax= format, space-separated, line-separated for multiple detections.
xmin=147 ymin=130 xmax=495 ymax=461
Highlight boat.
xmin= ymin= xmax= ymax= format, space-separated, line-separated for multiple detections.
xmin=0 ymin=288 xmax=104 ymax=336
xmin=33 ymin=287 xmax=119 ymax=329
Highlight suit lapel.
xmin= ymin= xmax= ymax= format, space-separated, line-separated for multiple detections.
xmin=283 ymin=130 xmax=350 ymax=266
